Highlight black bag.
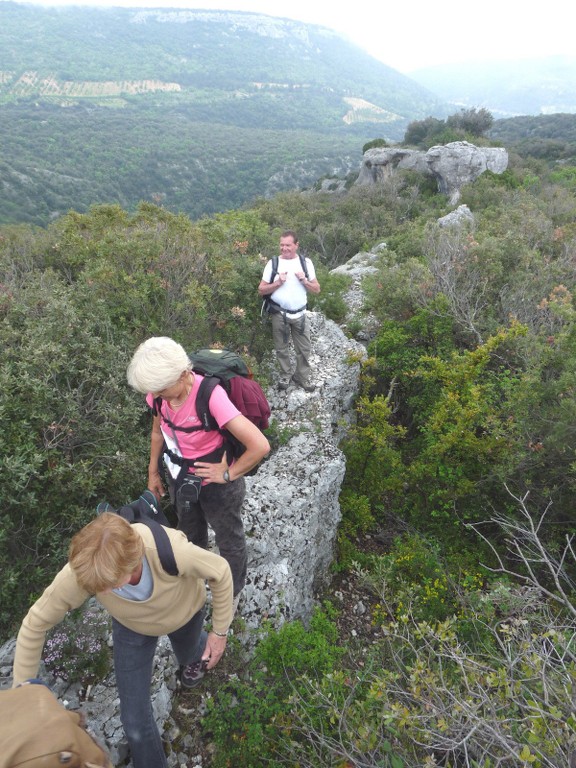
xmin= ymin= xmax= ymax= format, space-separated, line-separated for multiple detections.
xmin=96 ymin=491 xmax=179 ymax=576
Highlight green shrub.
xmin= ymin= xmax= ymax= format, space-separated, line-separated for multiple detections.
xmin=202 ymin=605 xmax=345 ymax=767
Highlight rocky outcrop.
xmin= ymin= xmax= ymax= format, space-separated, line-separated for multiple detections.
xmin=331 ymin=247 xmax=384 ymax=343
xmin=426 ymin=142 xmax=508 ymax=204
xmin=356 ymin=147 xmax=428 ymax=185
xmin=239 ymin=312 xmax=365 ymax=634
xmin=437 ymin=204 xmax=475 ymax=228
xmin=0 ymin=311 xmax=367 ymax=767
xmin=356 ymin=141 xmax=508 ymax=204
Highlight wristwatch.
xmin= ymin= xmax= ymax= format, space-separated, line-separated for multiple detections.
xmin=223 ymin=469 xmax=231 ymax=483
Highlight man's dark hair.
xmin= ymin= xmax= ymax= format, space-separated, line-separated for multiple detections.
xmin=281 ymin=230 xmax=298 ymax=244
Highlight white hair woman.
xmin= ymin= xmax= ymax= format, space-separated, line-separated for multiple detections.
xmin=127 ymin=336 xmax=270 ymax=624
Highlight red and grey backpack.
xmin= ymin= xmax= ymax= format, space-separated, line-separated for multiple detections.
xmin=152 ymin=348 xmax=270 ymax=475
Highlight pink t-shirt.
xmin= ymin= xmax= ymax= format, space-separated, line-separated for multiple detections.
xmin=146 ymin=374 xmax=240 ymax=479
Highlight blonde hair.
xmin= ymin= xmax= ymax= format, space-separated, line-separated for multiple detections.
xmin=127 ymin=336 xmax=192 ymax=394
xmin=69 ymin=513 xmax=145 ymax=593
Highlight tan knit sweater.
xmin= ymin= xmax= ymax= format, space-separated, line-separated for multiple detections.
xmin=13 ymin=524 xmax=233 ymax=686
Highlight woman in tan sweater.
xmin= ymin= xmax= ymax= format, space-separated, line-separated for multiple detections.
xmin=12 ymin=512 xmax=234 ymax=768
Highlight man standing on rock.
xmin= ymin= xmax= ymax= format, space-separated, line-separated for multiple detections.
xmin=258 ymin=230 xmax=321 ymax=392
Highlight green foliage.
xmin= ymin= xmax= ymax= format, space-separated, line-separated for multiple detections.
xmin=341 ymin=393 xmax=407 ymax=504
xmin=358 ymin=533 xmax=489 ymax=624
xmin=403 ymin=116 xmax=446 ymax=147
xmin=403 ymin=108 xmax=494 ymax=148
xmin=446 ymin=107 xmax=494 ymax=136
xmin=362 ymin=137 xmax=389 ymax=152
xmin=312 ymin=268 xmax=350 ymax=322
xmin=488 ymin=113 xmax=576 ymax=161
xmin=0 ymin=272 xmax=148 ymax=629
xmin=401 ymin=324 xmax=527 ymax=525
xmin=253 ymin=184 xmax=425 ymax=269
xmin=336 ymin=490 xmax=376 ymax=570
xmin=202 ymin=605 xmax=347 ymax=767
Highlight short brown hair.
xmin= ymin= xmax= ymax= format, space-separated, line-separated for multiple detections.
xmin=280 ymin=230 xmax=298 ymax=244
xmin=69 ymin=513 xmax=145 ymax=593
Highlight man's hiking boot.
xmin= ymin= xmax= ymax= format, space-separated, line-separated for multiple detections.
xmin=292 ymin=377 xmax=315 ymax=393
xmin=277 ymin=378 xmax=290 ymax=391
xmin=179 ymin=660 xmax=207 ymax=689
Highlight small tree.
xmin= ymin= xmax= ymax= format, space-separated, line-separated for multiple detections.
xmin=362 ymin=138 xmax=389 ymax=153
xmin=403 ymin=116 xmax=446 ymax=147
xmin=446 ymin=107 xmax=494 ymax=137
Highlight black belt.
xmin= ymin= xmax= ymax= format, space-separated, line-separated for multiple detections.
xmin=269 ymin=299 xmax=307 ymax=315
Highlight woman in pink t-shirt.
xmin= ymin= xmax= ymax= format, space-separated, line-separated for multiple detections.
xmin=128 ymin=337 xmax=270 ymax=617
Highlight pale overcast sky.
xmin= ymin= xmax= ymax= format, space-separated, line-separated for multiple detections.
xmin=14 ymin=0 xmax=574 ymax=73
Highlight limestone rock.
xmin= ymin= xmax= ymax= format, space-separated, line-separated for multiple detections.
xmin=426 ymin=141 xmax=508 ymax=204
xmin=437 ymin=204 xmax=475 ymax=228
xmin=238 ymin=312 xmax=366 ymax=643
xmin=356 ymin=141 xmax=508 ymax=204
xmin=356 ymin=147 xmax=427 ymax=185
xmin=331 ymin=249 xmax=382 ymax=343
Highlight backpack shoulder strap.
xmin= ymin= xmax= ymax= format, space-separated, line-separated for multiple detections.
xmin=137 ymin=517 xmax=179 ymax=576
xmin=269 ymin=255 xmax=279 ymax=283
xmin=299 ymin=253 xmax=309 ymax=279
xmin=196 ymin=375 xmax=220 ymax=432
xmin=152 ymin=394 xmax=203 ymax=434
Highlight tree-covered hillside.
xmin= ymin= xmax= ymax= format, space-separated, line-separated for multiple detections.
xmin=0 ymin=1 xmax=450 ymax=226
xmin=0 ymin=3 xmax=444 ymax=119
xmin=488 ymin=112 xmax=576 ymax=161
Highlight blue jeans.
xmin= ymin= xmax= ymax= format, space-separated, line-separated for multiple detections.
xmin=112 ymin=610 xmax=206 ymax=768
xmin=169 ymin=475 xmax=247 ymax=596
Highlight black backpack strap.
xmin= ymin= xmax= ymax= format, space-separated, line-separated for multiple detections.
xmin=152 ymin=395 xmax=204 ymax=434
xmin=299 ymin=253 xmax=309 ymax=279
xmin=112 ymin=499 xmax=179 ymax=576
xmin=196 ymin=376 xmax=220 ymax=431
xmin=136 ymin=517 xmax=179 ymax=576
xmin=162 ymin=442 xmax=226 ymax=468
xmin=269 ymin=255 xmax=279 ymax=283
xmin=270 ymin=254 xmax=307 ymax=279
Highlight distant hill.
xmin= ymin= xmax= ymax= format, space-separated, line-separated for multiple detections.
xmin=0 ymin=2 xmax=450 ymax=226
xmin=488 ymin=113 xmax=576 ymax=162
xmin=409 ymin=56 xmax=576 ymax=119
